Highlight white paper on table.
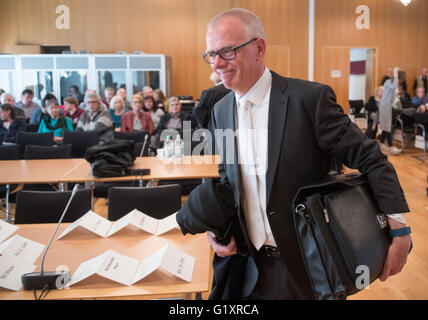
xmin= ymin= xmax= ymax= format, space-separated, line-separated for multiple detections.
xmin=57 ymin=210 xmax=113 ymax=239
xmin=97 ymin=251 xmax=141 ymax=286
xmin=155 ymin=213 xmax=179 ymax=236
xmin=128 ymin=209 xmax=158 ymax=235
xmin=70 ymin=245 xmax=195 ymax=287
xmin=0 ymin=255 xmax=36 ymax=291
xmin=0 ymin=235 xmax=45 ymax=265
xmin=0 ymin=220 xmax=19 ymax=244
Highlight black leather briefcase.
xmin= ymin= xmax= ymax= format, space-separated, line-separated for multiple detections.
xmin=292 ymin=172 xmax=392 ymax=299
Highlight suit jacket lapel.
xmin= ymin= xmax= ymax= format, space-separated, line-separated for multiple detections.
xmin=266 ymin=71 xmax=289 ymax=203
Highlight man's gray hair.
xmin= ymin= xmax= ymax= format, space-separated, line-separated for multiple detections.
xmin=207 ymin=8 xmax=266 ymax=40
xmin=85 ymin=92 xmax=102 ymax=104
xmin=0 ymin=92 xmax=14 ymax=104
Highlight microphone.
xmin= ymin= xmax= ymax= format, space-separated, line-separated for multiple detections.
xmin=139 ymin=134 xmax=149 ymax=158
xmin=21 ymin=184 xmax=80 ymax=291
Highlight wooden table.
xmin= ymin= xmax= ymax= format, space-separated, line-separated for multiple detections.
xmin=0 ymin=223 xmax=211 ymax=300
xmin=0 ymin=155 xmax=221 ymax=221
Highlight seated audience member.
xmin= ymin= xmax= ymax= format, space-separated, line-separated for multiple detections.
xmin=31 ymin=93 xmax=64 ymax=125
xmin=398 ymin=70 xmax=408 ymax=93
xmin=143 ymin=96 xmax=164 ymax=128
xmin=155 ymin=96 xmax=198 ymax=134
xmin=0 ymin=104 xmax=26 ymax=143
xmin=109 ymin=96 xmax=126 ymax=132
xmin=15 ymin=89 xmax=40 ymax=121
xmin=38 ymin=99 xmax=74 ymax=144
xmin=143 ymin=86 xmax=154 ymax=98
xmin=121 ymin=94 xmax=155 ymax=135
xmin=412 ymin=87 xmax=428 ymax=109
xmin=413 ymin=67 xmax=428 ymax=96
xmin=80 ymin=90 xmax=107 ymax=111
xmin=154 ymin=88 xmax=169 ymax=112
xmin=76 ymin=92 xmax=114 ymax=143
xmin=397 ymin=84 xmax=412 ymax=107
xmin=68 ymin=85 xmax=84 ymax=103
xmin=116 ymin=88 xmax=131 ymax=110
xmin=1 ymin=93 xmax=25 ymax=120
xmin=103 ymin=87 xmax=115 ymax=108
xmin=364 ymin=86 xmax=383 ymax=139
xmin=64 ymin=96 xmax=84 ymax=128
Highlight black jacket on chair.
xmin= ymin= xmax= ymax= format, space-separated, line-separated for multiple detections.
xmin=208 ymin=70 xmax=409 ymax=299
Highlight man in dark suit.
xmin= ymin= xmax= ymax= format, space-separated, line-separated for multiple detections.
xmin=194 ymin=73 xmax=231 ymax=130
xmin=203 ymin=8 xmax=412 ymax=299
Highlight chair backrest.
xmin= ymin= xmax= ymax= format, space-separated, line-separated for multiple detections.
xmin=349 ymin=100 xmax=365 ymax=115
xmin=0 ymin=144 xmax=22 ymax=160
xmin=0 ymin=132 xmax=3 ymax=144
xmin=113 ymin=130 xmax=149 ymax=143
xmin=15 ymin=189 xmax=92 ymax=224
xmin=63 ymin=131 xmax=100 ymax=158
xmin=16 ymin=132 xmax=53 ymax=153
xmin=24 ymin=144 xmax=72 ymax=160
xmin=108 ymin=184 xmax=181 ymax=221
xmin=25 ymin=123 xmax=40 ymax=132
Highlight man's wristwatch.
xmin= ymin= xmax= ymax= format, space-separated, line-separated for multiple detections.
xmin=389 ymin=226 xmax=411 ymax=238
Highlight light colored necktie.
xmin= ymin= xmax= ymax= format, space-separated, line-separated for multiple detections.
xmin=238 ymin=98 xmax=266 ymax=250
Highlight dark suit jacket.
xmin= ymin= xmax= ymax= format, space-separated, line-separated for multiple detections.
xmin=194 ymin=84 xmax=231 ymax=130
xmin=210 ymin=70 xmax=409 ymax=299
xmin=0 ymin=118 xmax=26 ymax=143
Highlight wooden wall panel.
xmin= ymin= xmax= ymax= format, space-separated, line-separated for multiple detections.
xmin=315 ymin=0 xmax=428 ymax=110
xmin=0 ymin=0 xmax=308 ymax=99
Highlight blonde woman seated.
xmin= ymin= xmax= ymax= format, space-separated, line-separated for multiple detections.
xmin=109 ymin=96 xmax=126 ymax=132
xmin=121 ymin=94 xmax=155 ymax=135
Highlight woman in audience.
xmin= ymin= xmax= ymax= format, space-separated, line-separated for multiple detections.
xmin=109 ymin=96 xmax=126 ymax=132
xmin=379 ymin=67 xmax=401 ymax=155
xmin=364 ymin=86 xmax=383 ymax=139
xmin=143 ymin=96 xmax=164 ymax=128
xmin=121 ymin=94 xmax=155 ymax=135
xmin=76 ymin=92 xmax=114 ymax=143
xmin=38 ymin=99 xmax=74 ymax=144
xmin=154 ymin=89 xmax=169 ymax=112
xmin=64 ymin=96 xmax=84 ymax=128
xmin=0 ymin=104 xmax=26 ymax=143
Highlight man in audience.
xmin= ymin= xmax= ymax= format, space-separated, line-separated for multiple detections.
xmin=30 ymin=93 xmax=64 ymax=125
xmin=15 ymin=89 xmax=40 ymax=122
xmin=102 ymin=87 xmax=115 ymax=108
xmin=117 ymin=87 xmax=131 ymax=109
xmin=194 ymin=71 xmax=231 ymax=130
xmin=143 ymin=86 xmax=154 ymax=98
xmin=0 ymin=93 xmax=25 ymax=119
xmin=79 ymin=89 xmax=108 ymax=111
xmin=64 ymin=96 xmax=85 ymax=128
xmin=412 ymin=87 xmax=428 ymax=110
xmin=68 ymin=85 xmax=84 ymax=103
xmin=76 ymin=92 xmax=113 ymax=142
xmin=413 ymin=67 xmax=427 ymax=96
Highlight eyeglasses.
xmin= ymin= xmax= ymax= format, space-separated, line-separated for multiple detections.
xmin=202 ymin=38 xmax=257 ymax=64
xmin=87 ymin=100 xmax=99 ymax=104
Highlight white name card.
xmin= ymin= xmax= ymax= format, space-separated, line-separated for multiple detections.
xmin=0 ymin=255 xmax=36 ymax=291
xmin=0 ymin=235 xmax=45 ymax=265
xmin=57 ymin=209 xmax=179 ymax=240
xmin=0 ymin=220 xmax=19 ymax=243
xmin=69 ymin=244 xmax=195 ymax=287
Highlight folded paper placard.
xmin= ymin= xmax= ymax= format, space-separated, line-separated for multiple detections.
xmin=0 ymin=235 xmax=45 ymax=265
xmin=69 ymin=244 xmax=195 ymax=286
xmin=0 ymin=220 xmax=19 ymax=244
xmin=0 ymin=255 xmax=36 ymax=291
xmin=57 ymin=209 xmax=179 ymax=240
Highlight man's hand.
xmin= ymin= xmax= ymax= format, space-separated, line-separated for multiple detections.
xmin=379 ymin=218 xmax=411 ymax=282
xmin=207 ymin=231 xmax=238 ymax=257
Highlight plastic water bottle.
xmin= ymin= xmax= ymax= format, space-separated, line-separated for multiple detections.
xmin=164 ymin=135 xmax=174 ymax=159
xmin=174 ymin=134 xmax=184 ymax=158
